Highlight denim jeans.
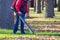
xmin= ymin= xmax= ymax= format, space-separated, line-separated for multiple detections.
xmin=13 ymin=12 xmax=25 ymax=34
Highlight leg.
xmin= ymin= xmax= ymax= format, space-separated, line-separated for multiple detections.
xmin=20 ymin=13 xmax=25 ymax=34
xmin=13 ymin=13 xmax=19 ymax=34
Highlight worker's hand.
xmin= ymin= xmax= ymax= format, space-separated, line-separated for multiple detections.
xmin=25 ymin=13 xmax=28 ymax=18
xmin=18 ymin=11 xmax=22 ymax=14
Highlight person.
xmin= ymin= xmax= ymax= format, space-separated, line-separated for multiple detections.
xmin=11 ymin=0 xmax=28 ymax=34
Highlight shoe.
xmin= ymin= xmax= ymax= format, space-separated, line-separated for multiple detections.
xmin=13 ymin=32 xmax=16 ymax=34
xmin=13 ymin=31 xmax=16 ymax=34
xmin=21 ymin=32 xmax=26 ymax=34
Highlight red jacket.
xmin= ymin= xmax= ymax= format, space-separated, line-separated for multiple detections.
xmin=12 ymin=0 xmax=28 ymax=13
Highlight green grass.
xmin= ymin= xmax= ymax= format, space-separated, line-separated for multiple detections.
xmin=0 ymin=29 xmax=35 ymax=38
xmin=36 ymin=32 xmax=60 ymax=36
xmin=0 ymin=29 xmax=60 ymax=38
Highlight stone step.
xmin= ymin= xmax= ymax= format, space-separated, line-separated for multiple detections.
xmin=34 ymin=28 xmax=60 ymax=32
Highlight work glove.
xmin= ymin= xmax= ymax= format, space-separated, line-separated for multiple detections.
xmin=18 ymin=11 xmax=22 ymax=14
xmin=25 ymin=13 xmax=28 ymax=18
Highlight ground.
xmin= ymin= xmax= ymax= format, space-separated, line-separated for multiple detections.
xmin=0 ymin=8 xmax=60 ymax=40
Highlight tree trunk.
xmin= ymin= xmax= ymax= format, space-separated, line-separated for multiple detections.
xmin=35 ymin=0 xmax=41 ymax=13
xmin=54 ymin=0 xmax=57 ymax=8
xmin=34 ymin=0 xmax=36 ymax=12
xmin=41 ymin=0 xmax=44 ymax=10
xmin=0 ymin=0 xmax=14 ymax=29
xmin=45 ymin=0 xmax=55 ymax=18
xmin=30 ymin=0 xmax=34 ymax=7
xmin=58 ymin=0 xmax=60 ymax=11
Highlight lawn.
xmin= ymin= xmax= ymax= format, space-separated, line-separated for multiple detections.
xmin=0 ymin=29 xmax=35 ymax=38
xmin=0 ymin=29 xmax=60 ymax=38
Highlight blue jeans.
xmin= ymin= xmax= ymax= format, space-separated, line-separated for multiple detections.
xmin=13 ymin=12 xmax=25 ymax=34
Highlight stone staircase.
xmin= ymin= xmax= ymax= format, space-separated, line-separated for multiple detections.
xmin=25 ymin=14 xmax=60 ymax=32
xmin=14 ymin=14 xmax=60 ymax=32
